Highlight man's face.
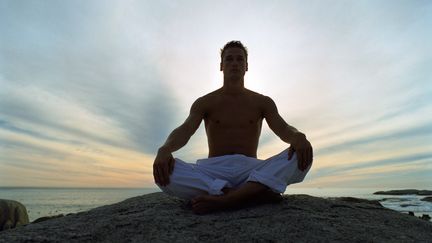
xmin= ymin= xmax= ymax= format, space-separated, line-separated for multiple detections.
xmin=220 ymin=47 xmax=248 ymax=79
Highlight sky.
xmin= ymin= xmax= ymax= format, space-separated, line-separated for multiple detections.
xmin=0 ymin=0 xmax=431 ymax=189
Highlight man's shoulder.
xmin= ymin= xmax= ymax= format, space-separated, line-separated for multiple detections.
xmin=201 ymin=89 xmax=220 ymax=99
xmin=190 ymin=91 xmax=219 ymax=112
xmin=243 ymin=89 xmax=274 ymax=105
xmin=246 ymin=89 xmax=267 ymax=99
xmin=194 ymin=91 xmax=216 ymax=104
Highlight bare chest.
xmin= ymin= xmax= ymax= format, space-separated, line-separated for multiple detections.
xmin=204 ymin=98 xmax=263 ymax=128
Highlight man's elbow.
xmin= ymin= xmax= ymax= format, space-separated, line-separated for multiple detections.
xmin=175 ymin=124 xmax=195 ymax=140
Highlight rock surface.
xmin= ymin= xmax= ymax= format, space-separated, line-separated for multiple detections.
xmin=1 ymin=192 xmax=431 ymax=242
xmin=374 ymin=189 xmax=432 ymax=195
xmin=0 ymin=199 xmax=29 ymax=231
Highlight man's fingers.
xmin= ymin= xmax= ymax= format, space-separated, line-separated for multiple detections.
xmin=156 ymin=166 xmax=163 ymax=186
xmin=153 ymin=164 xmax=159 ymax=184
xmin=157 ymin=166 xmax=165 ymax=186
xmin=297 ymin=150 xmax=305 ymax=171
xmin=169 ymin=157 xmax=175 ymax=174
xmin=306 ymin=151 xmax=311 ymax=170
xmin=301 ymin=150 xmax=308 ymax=171
xmin=291 ymin=146 xmax=311 ymax=171
xmin=302 ymin=150 xmax=308 ymax=170
xmin=161 ymin=164 xmax=169 ymax=186
xmin=302 ymin=151 xmax=307 ymax=171
xmin=308 ymin=147 xmax=313 ymax=168
xmin=288 ymin=147 xmax=294 ymax=160
xmin=163 ymin=163 xmax=170 ymax=185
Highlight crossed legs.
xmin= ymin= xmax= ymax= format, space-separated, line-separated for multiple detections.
xmin=191 ymin=181 xmax=283 ymax=214
xmin=159 ymin=150 xmax=311 ymax=214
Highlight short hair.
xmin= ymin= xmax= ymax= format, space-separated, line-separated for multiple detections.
xmin=220 ymin=41 xmax=248 ymax=62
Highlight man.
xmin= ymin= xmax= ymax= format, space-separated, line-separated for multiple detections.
xmin=153 ymin=41 xmax=313 ymax=214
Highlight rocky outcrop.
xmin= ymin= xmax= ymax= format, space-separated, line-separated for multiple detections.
xmin=0 ymin=199 xmax=29 ymax=231
xmin=32 ymin=214 xmax=65 ymax=224
xmin=374 ymin=189 xmax=432 ymax=195
xmin=0 ymin=193 xmax=431 ymax=242
xmin=421 ymin=196 xmax=432 ymax=202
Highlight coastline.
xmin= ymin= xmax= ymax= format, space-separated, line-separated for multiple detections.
xmin=0 ymin=187 xmax=160 ymax=222
xmin=1 ymin=192 xmax=431 ymax=242
xmin=1 ymin=187 xmax=431 ymax=222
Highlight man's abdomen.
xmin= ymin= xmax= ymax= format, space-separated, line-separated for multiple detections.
xmin=206 ymin=127 xmax=260 ymax=158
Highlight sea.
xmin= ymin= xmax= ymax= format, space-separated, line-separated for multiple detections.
xmin=1 ymin=187 xmax=431 ymax=222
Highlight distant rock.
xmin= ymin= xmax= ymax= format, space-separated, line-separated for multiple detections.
xmin=421 ymin=196 xmax=432 ymax=202
xmin=0 ymin=192 xmax=431 ymax=242
xmin=0 ymin=199 xmax=29 ymax=231
xmin=330 ymin=196 xmax=382 ymax=206
xmin=407 ymin=212 xmax=431 ymax=221
xmin=374 ymin=189 xmax=432 ymax=195
xmin=379 ymin=197 xmax=412 ymax=202
xmin=32 ymin=214 xmax=65 ymax=224
xmin=421 ymin=214 xmax=431 ymax=221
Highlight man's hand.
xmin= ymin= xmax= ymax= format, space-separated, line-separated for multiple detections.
xmin=153 ymin=147 xmax=175 ymax=186
xmin=288 ymin=132 xmax=313 ymax=171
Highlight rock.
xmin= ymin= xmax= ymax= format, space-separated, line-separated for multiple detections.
xmin=421 ymin=196 xmax=432 ymax=202
xmin=0 ymin=192 xmax=431 ymax=242
xmin=331 ymin=197 xmax=382 ymax=206
xmin=0 ymin=199 xmax=29 ymax=231
xmin=409 ymin=211 xmax=415 ymax=216
xmin=373 ymin=189 xmax=432 ymax=195
xmin=420 ymin=214 xmax=431 ymax=221
xmin=32 ymin=214 xmax=65 ymax=224
xmin=379 ymin=197 xmax=411 ymax=202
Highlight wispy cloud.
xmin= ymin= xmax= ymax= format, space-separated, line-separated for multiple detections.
xmin=310 ymin=152 xmax=432 ymax=179
xmin=1 ymin=0 xmax=431 ymax=188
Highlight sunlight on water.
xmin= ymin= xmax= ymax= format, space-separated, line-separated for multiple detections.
xmin=0 ymin=188 xmax=161 ymax=222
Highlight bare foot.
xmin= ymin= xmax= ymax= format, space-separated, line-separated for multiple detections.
xmin=222 ymin=187 xmax=234 ymax=195
xmin=190 ymin=189 xmax=282 ymax=214
xmin=191 ymin=195 xmax=232 ymax=214
xmin=252 ymin=189 xmax=283 ymax=205
xmin=223 ymin=187 xmax=282 ymax=205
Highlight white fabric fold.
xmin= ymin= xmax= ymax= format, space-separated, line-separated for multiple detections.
xmin=158 ymin=149 xmax=312 ymax=199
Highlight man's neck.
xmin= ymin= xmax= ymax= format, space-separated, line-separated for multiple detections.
xmin=222 ymin=77 xmax=245 ymax=95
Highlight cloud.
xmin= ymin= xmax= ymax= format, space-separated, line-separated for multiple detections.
xmin=316 ymin=122 xmax=432 ymax=156
xmin=0 ymin=1 xmax=184 ymax=154
xmin=1 ymin=1 xmax=431 ymax=188
xmin=310 ymin=152 xmax=432 ymax=179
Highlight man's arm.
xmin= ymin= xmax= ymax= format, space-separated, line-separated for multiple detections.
xmin=153 ymin=98 xmax=205 ymax=186
xmin=262 ymin=96 xmax=313 ymax=171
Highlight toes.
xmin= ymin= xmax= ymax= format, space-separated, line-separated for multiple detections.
xmin=191 ymin=195 xmax=206 ymax=205
xmin=192 ymin=203 xmax=207 ymax=214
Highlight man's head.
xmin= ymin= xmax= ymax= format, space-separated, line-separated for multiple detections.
xmin=220 ymin=41 xmax=248 ymax=78
xmin=220 ymin=41 xmax=248 ymax=62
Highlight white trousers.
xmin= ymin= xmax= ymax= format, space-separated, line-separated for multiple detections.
xmin=158 ymin=149 xmax=312 ymax=200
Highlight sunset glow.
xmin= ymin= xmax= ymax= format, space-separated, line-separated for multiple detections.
xmin=1 ymin=0 xmax=431 ymax=189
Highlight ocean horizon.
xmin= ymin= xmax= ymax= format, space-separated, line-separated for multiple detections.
xmin=1 ymin=187 xmax=430 ymax=222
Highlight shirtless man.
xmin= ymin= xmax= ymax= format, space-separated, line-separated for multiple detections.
xmin=153 ymin=41 xmax=313 ymax=214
